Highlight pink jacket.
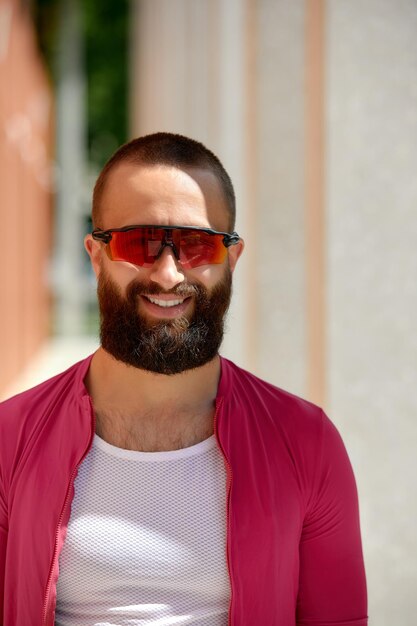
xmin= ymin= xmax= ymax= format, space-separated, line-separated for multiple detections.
xmin=0 ymin=355 xmax=367 ymax=625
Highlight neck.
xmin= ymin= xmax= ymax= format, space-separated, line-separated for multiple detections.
xmin=84 ymin=347 xmax=221 ymax=450
xmin=87 ymin=347 xmax=221 ymax=411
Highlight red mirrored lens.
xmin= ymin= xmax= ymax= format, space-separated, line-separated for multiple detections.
xmin=106 ymin=227 xmax=227 ymax=268
xmin=175 ymin=229 xmax=227 ymax=267
xmin=106 ymin=228 xmax=162 ymax=266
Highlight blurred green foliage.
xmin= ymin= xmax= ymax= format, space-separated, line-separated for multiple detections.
xmin=33 ymin=0 xmax=129 ymax=169
xmin=83 ymin=0 xmax=129 ymax=168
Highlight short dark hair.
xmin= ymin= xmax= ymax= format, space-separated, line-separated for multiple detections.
xmin=92 ymin=132 xmax=236 ymax=230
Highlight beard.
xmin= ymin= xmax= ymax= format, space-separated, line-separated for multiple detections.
xmin=97 ymin=266 xmax=232 ymax=375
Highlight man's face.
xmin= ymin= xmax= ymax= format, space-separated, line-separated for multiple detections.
xmin=85 ymin=163 xmax=243 ymax=374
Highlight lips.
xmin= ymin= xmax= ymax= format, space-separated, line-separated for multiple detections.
xmin=140 ymin=294 xmax=193 ymax=318
xmin=145 ymin=296 xmax=186 ymax=308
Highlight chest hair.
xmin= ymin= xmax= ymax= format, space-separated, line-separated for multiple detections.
xmin=94 ymin=406 xmax=214 ymax=452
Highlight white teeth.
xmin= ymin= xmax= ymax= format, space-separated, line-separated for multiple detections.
xmin=147 ymin=297 xmax=185 ymax=308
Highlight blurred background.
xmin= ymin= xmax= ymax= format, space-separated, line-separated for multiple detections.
xmin=1 ymin=0 xmax=416 ymax=622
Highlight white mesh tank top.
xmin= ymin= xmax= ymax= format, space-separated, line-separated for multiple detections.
xmin=55 ymin=433 xmax=230 ymax=626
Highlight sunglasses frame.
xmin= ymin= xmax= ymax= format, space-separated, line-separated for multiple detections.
xmin=91 ymin=224 xmax=240 ymax=246
xmin=91 ymin=224 xmax=241 ymax=267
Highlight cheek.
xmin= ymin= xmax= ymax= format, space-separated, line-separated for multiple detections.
xmin=186 ymin=263 xmax=226 ymax=288
xmin=101 ymin=257 xmax=148 ymax=288
xmin=101 ymin=257 xmax=226 ymax=291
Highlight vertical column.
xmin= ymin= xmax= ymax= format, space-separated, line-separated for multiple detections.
xmin=305 ymin=0 xmax=326 ymax=405
xmin=243 ymin=0 xmax=259 ymax=370
xmin=54 ymin=0 xmax=87 ymax=335
xmin=256 ymin=0 xmax=306 ymax=394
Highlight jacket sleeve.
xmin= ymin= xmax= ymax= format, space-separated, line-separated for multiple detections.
xmin=296 ymin=411 xmax=368 ymax=626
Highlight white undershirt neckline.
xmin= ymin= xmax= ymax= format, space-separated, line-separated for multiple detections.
xmin=93 ymin=432 xmax=218 ymax=461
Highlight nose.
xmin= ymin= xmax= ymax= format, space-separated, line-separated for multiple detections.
xmin=148 ymin=246 xmax=185 ymax=290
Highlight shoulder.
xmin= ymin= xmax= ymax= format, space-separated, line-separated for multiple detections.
xmin=0 ymin=355 xmax=93 ymax=493
xmin=219 ymin=358 xmax=353 ymax=498
xmin=0 ymin=355 xmax=93 ymax=513
xmin=220 ymin=356 xmax=324 ymax=428
xmin=219 ymin=357 xmax=348 ymax=461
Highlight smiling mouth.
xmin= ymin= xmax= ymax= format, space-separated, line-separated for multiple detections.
xmin=145 ymin=296 xmax=186 ymax=308
xmin=141 ymin=294 xmax=193 ymax=310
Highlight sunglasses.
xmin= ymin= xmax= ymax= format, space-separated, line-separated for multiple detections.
xmin=91 ymin=224 xmax=241 ymax=269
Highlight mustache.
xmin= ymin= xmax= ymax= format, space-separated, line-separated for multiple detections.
xmin=126 ymin=280 xmax=202 ymax=299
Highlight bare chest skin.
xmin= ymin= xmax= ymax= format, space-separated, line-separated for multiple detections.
xmin=94 ymin=404 xmax=215 ymax=452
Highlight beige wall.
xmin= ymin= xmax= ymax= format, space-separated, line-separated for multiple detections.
xmin=326 ymin=2 xmax=417 ymax=622
xmin=131 ymin=1 xmax=417 ymax=623
xmin=0 ymin=0 xmax=53 ymax=394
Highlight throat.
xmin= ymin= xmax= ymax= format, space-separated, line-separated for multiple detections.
xmin=94 ymin=407 xmax=215 ymax=453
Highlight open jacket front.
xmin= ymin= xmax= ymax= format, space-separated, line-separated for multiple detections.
xmin=0 ymin=355 xmax=368 ymax=626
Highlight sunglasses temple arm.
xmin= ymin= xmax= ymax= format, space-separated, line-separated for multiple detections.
xmin=92 ymin=231 xmax=112 ymax=244
xmin=224 ymin=232 xmax=241 ymax=247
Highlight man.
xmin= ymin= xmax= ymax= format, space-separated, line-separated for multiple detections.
xmin=0 ymin=133 xmax=368 ymax=625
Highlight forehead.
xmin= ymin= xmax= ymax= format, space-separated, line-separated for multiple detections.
xmin=98 ymin=163 xmax=230 ymax=231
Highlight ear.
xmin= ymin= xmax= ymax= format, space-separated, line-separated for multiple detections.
xmin=84 ymin=234 xmax=102 ymax=279
xmin=227 ymin=238 xmax=244 ymax=273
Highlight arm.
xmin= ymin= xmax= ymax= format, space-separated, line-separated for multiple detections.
xmin=296 ymin=411 xmax=368 ymax=626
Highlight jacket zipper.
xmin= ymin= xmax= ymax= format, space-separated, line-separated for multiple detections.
xmin=213 ymin=397 xmax=234 ymax=626
xmin=41 ymin=397 xmax=96 ymax=626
